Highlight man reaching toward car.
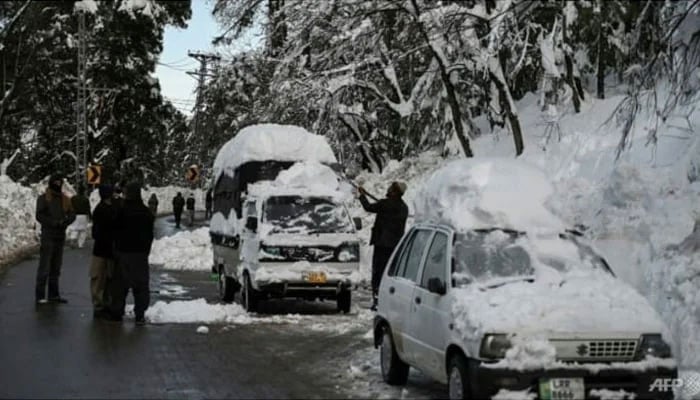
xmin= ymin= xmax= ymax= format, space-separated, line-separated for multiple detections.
xmin=358 ymin=181 xmax=409 ymax=311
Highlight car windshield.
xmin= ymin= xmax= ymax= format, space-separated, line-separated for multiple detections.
xmin=264 ymin=195 xmax=353 ymax=234
xmin=452 ymin=229 xmax=612 ymax=287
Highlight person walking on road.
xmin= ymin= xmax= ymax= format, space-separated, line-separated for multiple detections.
xmin=172 ymin=192 xmax=185 ymax=228
xmin=358 ymin=181 xmax=409 ymax=311
xmin=35 ymin=173 xmax=76 ymax=304
xmin=205 ymin=189 xmax=213 ymax=219
xmin=147 ymin=193 xmax=158 ymax=216
xmin=90 ymin=184 xmax=116 ymax=319
xmin=110 ymin=181 xmax=155 ymax=325
xmin=70 ymin=185 xmax=92 ymax=249
xmin=186 ymin=193 xmax=195 ymax=226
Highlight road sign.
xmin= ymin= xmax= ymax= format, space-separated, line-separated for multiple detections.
xmin=87 ymin=164 xmax=102 ymax=185
xmin=186 ymin=165 xmax=199 ymax=183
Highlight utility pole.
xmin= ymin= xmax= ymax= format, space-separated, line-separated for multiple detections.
xmin=75 ymin=12 xmax=119 ymax=188
xmin=76 ymin=11 xmax=88 ymax=185
xmin=186 ymin=51 xmax=219 ymax=181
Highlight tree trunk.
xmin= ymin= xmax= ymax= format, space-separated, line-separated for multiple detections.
xmin=268 ymin=0 xmax=287 ymax=57
xmin=339 ymin=114 xmax=382 ymax=173
xmin=596 ymin=1 xmax=605 ymax=99
xmin=596 ymin=42 xmax=605 ymax=99
xmin=410 ymin=0 xmax=473 ymax=158
xmin=562 ymin=13 xmax=581 ymax=113
xmin=438 ymin=64 xmax=473 ymax=157
xmin=489 ymin=57 xmax=524 ymax=156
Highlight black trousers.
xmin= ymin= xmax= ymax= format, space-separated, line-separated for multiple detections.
xmin=174 ymin=210 xmax=182 ymax=227
xmin=109 ymin=252 xmax=150 ymax=318
xmin=35 ymin=237 xmax=65 ymax=300
xmin=371 ymin=246 xmax=394 ymax=300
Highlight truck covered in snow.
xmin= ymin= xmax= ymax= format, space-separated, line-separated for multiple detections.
xmin=209 ymin=124 xmax=361 ymax=313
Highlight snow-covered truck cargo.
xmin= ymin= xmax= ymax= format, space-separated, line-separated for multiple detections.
xmin=209 ymin=124 xmax=361 ymax=313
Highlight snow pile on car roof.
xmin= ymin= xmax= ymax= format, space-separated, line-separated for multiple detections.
xmin=212 ymin=124 xmax=337 ymax=181
xmin=413 ymin=158 xmax=566 ymax=231
xmin=247 ymin=161 xmax=352 ymax=200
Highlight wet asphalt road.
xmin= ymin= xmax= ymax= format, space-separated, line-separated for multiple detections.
xmin=0 ymin=213 xmax=371 ymax=399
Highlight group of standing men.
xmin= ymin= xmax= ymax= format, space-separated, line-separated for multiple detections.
xmin=172 ymin=190 xmax=211 ymax=228
xmin=35 ymin=174 xmax=154 ymax=325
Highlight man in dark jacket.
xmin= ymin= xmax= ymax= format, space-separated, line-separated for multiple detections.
xmin=172 ymin=192 xmax=185 ymax=228
xmin=358 ymin=181 xmax=409 ymax=311
xmin=186 ymin=193 xmax=195 ymax=226
xmin=90 ymin=184 xmax=116 ymax=319
xmin=110 ymin=181 xmax=154 ymax=325
xmin=147 ymin=193 xmax=158 ymax=216
xmin=205 ymin=189 xmax=213 ymax=219
xmin=35 ymin=173 xmax=76 ymax=304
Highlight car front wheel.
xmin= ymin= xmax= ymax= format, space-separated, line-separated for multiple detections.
xmin=380 ymin=327 xmax=409 ymax=385
xmin=448 ymin=354 xmax=470 ymax=400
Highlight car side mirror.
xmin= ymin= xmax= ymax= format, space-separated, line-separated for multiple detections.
xmin=427 ymin=277 xmax=446 ymax=295
xmin=245 ymin=216 xmax=258 ymax=233
xmin=353 ymin=217 xmax=363 ymax=230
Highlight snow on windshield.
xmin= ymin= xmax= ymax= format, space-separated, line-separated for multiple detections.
xmin=413 ymin=158 xmax=566 ymax=232
xmin=264 ymin=196 xmax=353 ymax=234
xmin=212 ymin=124 xmax=337 ymax=182
xmin=452 ymin=230 xmax=610 ymax=286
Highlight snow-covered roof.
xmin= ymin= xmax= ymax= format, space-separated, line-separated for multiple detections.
xmin=212 ymin=124 xmax=337 ymax=182
xmin=413 ymin=158 xmax=566 ymax=232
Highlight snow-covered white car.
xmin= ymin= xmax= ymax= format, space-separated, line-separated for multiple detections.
xmin=373 ymin=158 xmax=677 ymax=400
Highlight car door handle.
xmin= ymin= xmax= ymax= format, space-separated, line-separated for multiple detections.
xmin=389 ymin=286 xmax=395 ymax=294
xmin=415 ymin=297 xmax=421 ymax=304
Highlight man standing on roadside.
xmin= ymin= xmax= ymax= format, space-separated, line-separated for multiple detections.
xmin=205 ymin=189 xmax=213 ymax=219
xmin=35 ymin=173 xmax=75 ymax=304
xmin=358 ymin=182 xmax=409 ymax=311
xmin=186 ymin=193 xmax=196 ymax=226
xmin=90 ymin=184 xmax=116 ymax=319
xmin=110 ymin=181 xmax=154 ymax=325
xmin=172 ymin=192 xmax=185 ymax=228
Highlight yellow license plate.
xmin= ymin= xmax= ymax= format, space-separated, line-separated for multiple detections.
xmin=304 ymin=271 xmax=327 ymax=284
